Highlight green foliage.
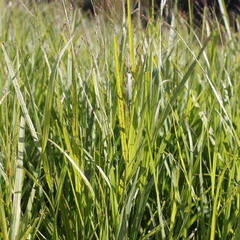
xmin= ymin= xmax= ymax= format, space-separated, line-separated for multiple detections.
xmin=0 ymin=1 xmax=240 ymax=239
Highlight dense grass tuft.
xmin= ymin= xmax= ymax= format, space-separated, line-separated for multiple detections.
xmin=0 ymin=1 xmax=240 ymax=239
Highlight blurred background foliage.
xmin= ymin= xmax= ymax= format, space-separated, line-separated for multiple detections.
xmin=20 ymin=0 xmax=240 ymax=30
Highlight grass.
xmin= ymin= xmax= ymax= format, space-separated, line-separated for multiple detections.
xmin=0 ymin=0 xmax=240 ymax=239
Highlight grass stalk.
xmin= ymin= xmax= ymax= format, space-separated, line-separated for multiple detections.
xmin=217 ymin=0 xmax=232 ymax=40
xmin=127 ymin=0 xmax=135 ymax=72
xmin=0 ymin=191 xmax=9 ymax=240
xmin=113 ymin=36 xmax=128 ymax=165
xmin=10 ymin=116 xmax=25 ymax=240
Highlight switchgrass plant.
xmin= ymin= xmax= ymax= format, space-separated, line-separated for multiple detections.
xmin=0 ymin=1 xmax=240 ymax=239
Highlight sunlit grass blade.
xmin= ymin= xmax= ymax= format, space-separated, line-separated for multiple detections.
xmin=113 ymin=36 xmax=128 ymax=164
xmin=1 ymin=43 xmax=40 ymax=147
xmin=210 ymin=166 xmax=227 ymax=240
xmin=10 ymin=116 xmax=25 ymax=240
xmin=127 ymin=0 xmax=135 ymax=72
xmin=0 ymin=187 xmax=9 ymax=240
xmin=141 ymin=224 xmax=162 ymax=240
xmin=49 ymin=139 xmax=96 ymax=200
xmin=218 ymin=0 xmax=232 ymax=39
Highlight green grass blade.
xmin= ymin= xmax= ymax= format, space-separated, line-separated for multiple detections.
xmin=113 ymin=36 xmax=128 ymax=164
xmin=49 ymin=139 xmax=96 ymax=200
xmin=210 ymin=167 xmax=227 ymax=240
xmin=127 ymin=0 xmax=135 ymax=72
xmin=217 ymin=0 xmax=232 ymax=39
xmin=10 ymin=116 xmax=25 ymax=240
xmin=42 ymin=36 xmax=73 ymax=152
xmin=0 ymin=191 xmax=9 ymax=240
xmin=1 ymin=44 xmax=40 ymax=148
xmin=154 ymin=34 xmax=212 ymax=142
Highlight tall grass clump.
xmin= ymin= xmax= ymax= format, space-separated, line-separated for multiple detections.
xmin=0 ymin=0 xmax=240 ymax=239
